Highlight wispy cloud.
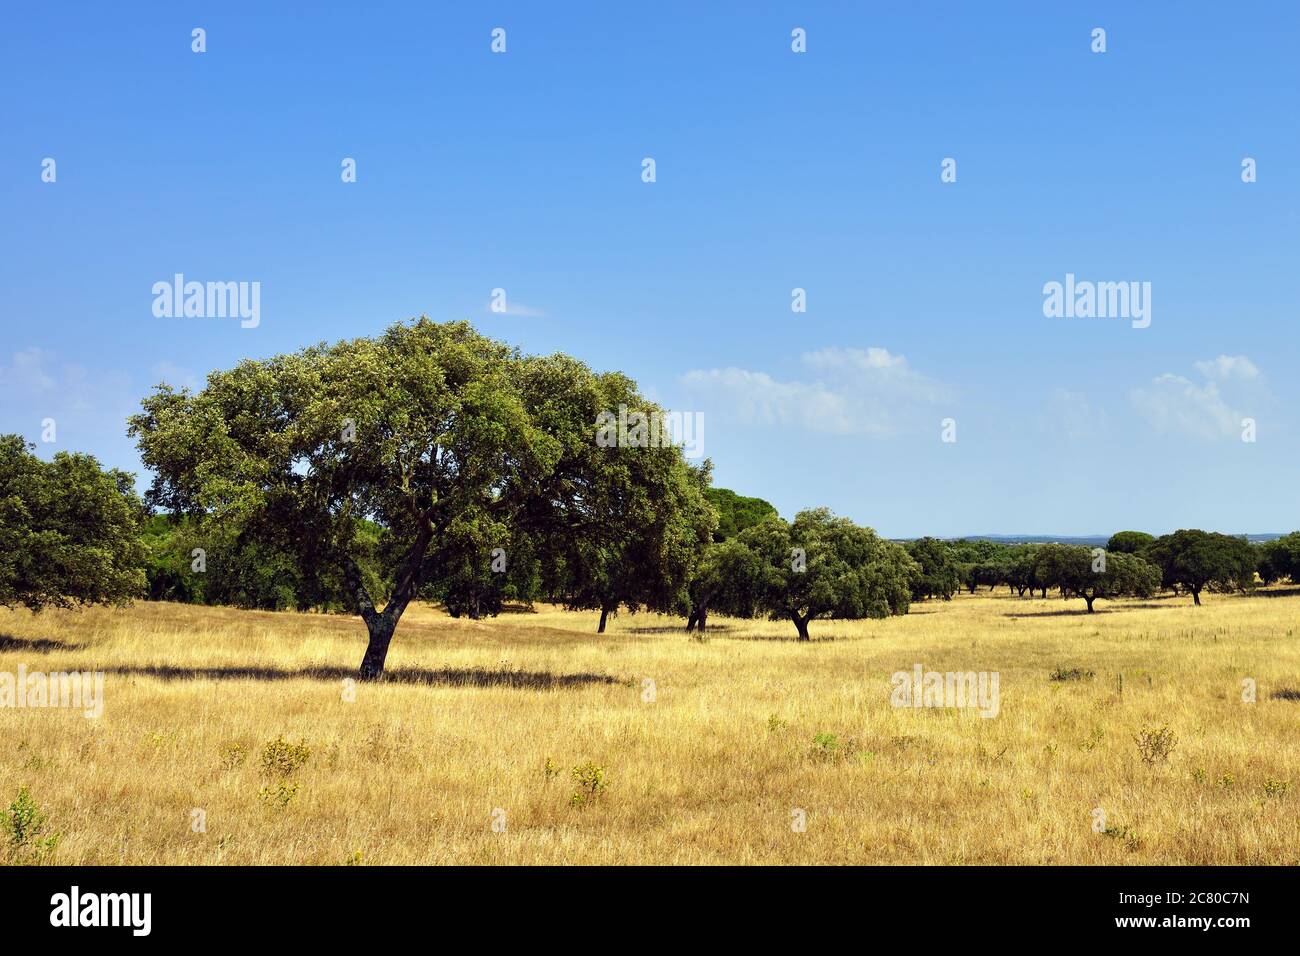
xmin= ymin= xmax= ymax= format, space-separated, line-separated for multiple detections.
xmin=681 ymin=347 xmax=947 ymax=437
xmin=0 ymin=348 xmax=135 ymax=452
xmin=1193 ymin=354 xmax=1259 ymax=382
xmin=0 ymin=347 xmax=57 ymax=394
xmin=1129 ymin=355 xmax=1262 ymax=440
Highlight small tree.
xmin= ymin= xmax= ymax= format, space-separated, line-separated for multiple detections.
xmin=1049 ymin=547 xmax=1161 ymax=612
xmin=1145 ymin=529 xmax=1256 ymax=605
xmin=1258 ymin=532 xmax=1300 ymax=585
xmin=1005 ymin=544 xmax=1040 ymax=596
xmin=742 ymin=509 xmax=917 ymax=640
xmin=0 ymin=435 xmax=145 ymax=612
xmin=906 ymin=536 xmax=959 ymax=601
xmin=683 ymin=537 xmax=765 ymax=632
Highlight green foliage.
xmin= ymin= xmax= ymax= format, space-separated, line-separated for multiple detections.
xmin=129 ymin=319 xmax=713 ymax=672
xmin=1 ymin=786 xmax=60 ymax=863
xmin=258 ymin=781 xmax=300 ymax=810
xmin=1032 ymin=546 xmax=1160 ymax=612
xmin=704 ymin=487 xmax=777 ymax=542
xmin=260 ymin=736 xmax=311 ymax=778
xmin=530 ymin=362 xmax=715 ymax=629
xmin=1256 ymin=532 xmax=1300 ymax=585
xmin=1106 ymin=530 xmax=1154 ymax=554
xmin=1145 ymin=529 xmax=1257 ymax=604
xmin=739 ymin=508 xmax=918 ymax=640
xmin=0 ymin=434 xmax=146 ymax=612
xmin=683 ymin=536 xmax=768 ymax=629
xmin=140 ymin=513 xmax=388 ymax=611
xmin=905 ymin=536 xmax=960 ymax=601
xmin=569 ymin=761 xmax=608 ymax=807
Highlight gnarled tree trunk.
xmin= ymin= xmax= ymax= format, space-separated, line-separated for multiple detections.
xmin=359 ymin=615 xmax=398 ymax=679
xmin=791 ymin=611 xmax=811 ymax=641
xmin=348 ymin=524 xmax=430 ymax=681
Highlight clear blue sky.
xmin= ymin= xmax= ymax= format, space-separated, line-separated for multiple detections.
xmin=2 ymin=2 xmax=1297 ymax=537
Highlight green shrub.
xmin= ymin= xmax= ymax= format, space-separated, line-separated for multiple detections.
xmin=260 ymin=736 xmax=311 ymax=778
xmin=2 ymin=787 xmax=60 ymax=863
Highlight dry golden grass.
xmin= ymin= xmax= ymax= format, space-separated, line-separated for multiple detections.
xmin=1 ymin=587 xmax=1298 ymax=864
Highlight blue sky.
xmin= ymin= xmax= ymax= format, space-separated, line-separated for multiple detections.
xmin=2 ymin=2 xmax=1297 ymax=537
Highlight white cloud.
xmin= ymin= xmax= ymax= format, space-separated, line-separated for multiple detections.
xmin=0 ymin=347 xmax=57 ymax=393
xmin=681 ymin=347 xmax=947 ymax=437
xmin=0 ymin=348 xmax=135 ymax=454
xmin=1193 ymin=355 xmax=1259 ymax=382
xmin=1129 ymin=357 xmax=1262 ymax=440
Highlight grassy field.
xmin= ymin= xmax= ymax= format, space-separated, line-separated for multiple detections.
xmin=1 ymin=588 xmax=1298 ymax=865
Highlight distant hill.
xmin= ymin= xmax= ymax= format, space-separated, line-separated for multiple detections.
xmin=936 ymin=533 xmax=1286 ymax=546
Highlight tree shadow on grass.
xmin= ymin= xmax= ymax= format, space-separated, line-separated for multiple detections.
xmin=106 ymin=664 xmax=622 ymax=690
xmin=1249 ymin=586 xmax=1300 ymax=599
xmin=729 ymin=633 xmax=840 ymax=643
xmin=626 ymin=625 xmax=736 ymax=635
xmin=0 ymin=634 xmax=77 ymax=653
xmin=1005 ymin=608 xmax=1105 ymax=618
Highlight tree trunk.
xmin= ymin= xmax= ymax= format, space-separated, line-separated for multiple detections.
xmin=685 ymin=609 xmax=699 ymax=632
xmin=1084 ymin=594 xmax=1096 ymax=613
xmin=359 ymin=615 xmax=397 ymax=681
xmin=1191 ymin=587 xmax=1202 ymax=606
xmin=598 ymin=605 xmax=612 ymax=633
xmin=791 ymin=611 xmax=810 ymax=641
xmin=348 ymin=518 xmax=433 ymax=680
xmin=698 ymin=608 xmax=708 ymax=632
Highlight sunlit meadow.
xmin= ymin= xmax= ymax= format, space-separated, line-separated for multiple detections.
xmin=1 ymin=588 xmax=1297 ymax=865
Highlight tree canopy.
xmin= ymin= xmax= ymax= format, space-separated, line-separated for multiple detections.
xmin=0 ymin=435 xmax=146 ymax=612
xmin=906 ymin=536 xmax=960 ymax=601
xmin=738 ymin=509 xmax=917 ymax=640
xmin=1031 ymin=545 xmax=1160 ymax=612
xmin=1107 ymin=530 xmax=1155 ymax=554
xmin=129 ymin=318 xmax=711 ymax=675
xmin=1144 ymin=529 xmax=1256 ymax=605
xmin=704 ymin=487 xmax=778 ymax=542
